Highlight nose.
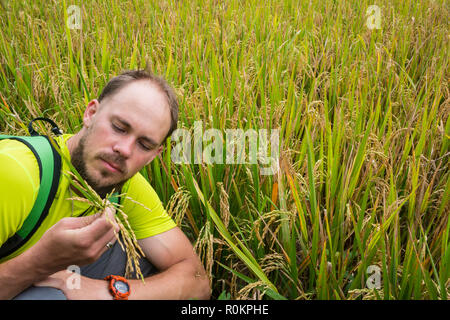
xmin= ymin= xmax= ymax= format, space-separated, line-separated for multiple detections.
xmin=112 ymin=136 xmax=134 ymax=158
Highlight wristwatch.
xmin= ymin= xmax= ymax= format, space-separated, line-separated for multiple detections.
xmin=104 ymin=275 xmax=131 ymax=300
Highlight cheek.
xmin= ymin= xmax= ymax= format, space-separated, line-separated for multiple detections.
xmin=82 ymin=126 xmax=110 ymax=161
xmin=89 ymin=123 xmax=114 ymax=147
xmin=134 ymin=157 xmax=151 ymax=171
xmin=133 ymin=154 xmax=155 ymax=171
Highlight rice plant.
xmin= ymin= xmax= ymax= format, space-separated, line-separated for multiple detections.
xmin=0 ymin=0 xmax=448 ymax=299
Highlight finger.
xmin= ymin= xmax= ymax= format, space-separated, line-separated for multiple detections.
xmin=94 ymin=228 xmax=120 ymax=257
xmin=55 ymin=211 xmax=103 ymax=231
xmin=102 ymin=206 xmax=120 ymax=233
xmin=66 ymin=205 xmax=117 ymax=231
xmin=74 ymin=214 xmax=116 ymax=244
xmin=103 ymin=205 xmax=116 ymax=219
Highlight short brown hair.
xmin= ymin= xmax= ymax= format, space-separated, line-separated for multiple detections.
xmin=98 ymin=70 xmax=179 ymax=144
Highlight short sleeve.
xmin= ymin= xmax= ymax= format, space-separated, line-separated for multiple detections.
xmin=0 ymin=140 xmax=40 ymax=245
xmin=120 ymin=172 xmax=176 ymax=239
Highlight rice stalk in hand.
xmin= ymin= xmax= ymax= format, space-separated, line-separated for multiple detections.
xmin=65 ymin=171 xmax=146 ymax=281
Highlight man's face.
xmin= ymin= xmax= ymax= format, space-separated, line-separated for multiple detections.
xmin=71 ymin=80 xmax=171 ymax=197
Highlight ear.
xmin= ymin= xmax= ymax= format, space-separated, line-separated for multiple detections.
xmin=83 ymin=99 xmax=100 ymax=128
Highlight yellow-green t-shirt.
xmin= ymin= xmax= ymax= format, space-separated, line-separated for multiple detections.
xmin=0 ymin=134 xmax=176 ymax=263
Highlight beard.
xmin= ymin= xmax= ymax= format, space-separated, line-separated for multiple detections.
xmin=71 ymin=130 xmax=129 ymax=199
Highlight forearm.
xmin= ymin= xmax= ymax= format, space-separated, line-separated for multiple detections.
xmin=31 ymin=226 xmax=211 ymax=300
xmin=42 ymin=257 xmax=211 ymax=300
xmin=129 ymin=257 xmax=211 ymax=300
xmin=0 ymin=211 xmax=121 ymax=300
xmin=0 ymin=249 xmax=51 ymax=299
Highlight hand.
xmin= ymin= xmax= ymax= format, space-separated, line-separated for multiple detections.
xmin=34 ymin=270 xmax=112 ymax=300
xmin=29 ymin=206 xmax=119 ymax=275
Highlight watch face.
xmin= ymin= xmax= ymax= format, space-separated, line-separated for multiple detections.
xmin=114 ymin=280 xmax=129 ymax=294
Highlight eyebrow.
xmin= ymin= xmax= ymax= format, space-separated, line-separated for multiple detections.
xmin=113 ymin=116 xmax=159 ymax=147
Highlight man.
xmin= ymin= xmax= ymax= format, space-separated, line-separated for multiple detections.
xmin=0 ymin=70 xmax=211 ymax=299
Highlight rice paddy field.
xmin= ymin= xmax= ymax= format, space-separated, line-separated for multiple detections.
xmin=0 ymin=0 xmax=449 ymax=300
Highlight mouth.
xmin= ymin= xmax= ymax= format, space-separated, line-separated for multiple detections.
xmin=100 ymin=158 xmax=123 ymax=173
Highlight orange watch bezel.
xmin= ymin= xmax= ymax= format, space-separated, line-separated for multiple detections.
xmin=104 ymin=275 xmax=130 ymax=300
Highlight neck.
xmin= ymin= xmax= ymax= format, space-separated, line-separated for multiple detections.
xmin=66 ymin=131 xmax=82 ymax=159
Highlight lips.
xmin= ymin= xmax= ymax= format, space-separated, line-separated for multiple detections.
xmin=100 ymin=158 xmax=123 ymax=173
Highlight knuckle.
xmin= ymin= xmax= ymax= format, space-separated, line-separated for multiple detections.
xmin=79 ymin=243 xmax=98 ymax=263
xmin=102 ymin=217 xmax=116 ymax=232
xmin=105 ymin=205 xmax=116 ymax=213
xmin=56 ymin=217 xmax=70 ymax=228
xmin=75 ymin=236 xmax=92 ymax=250
xmin=85 ymin=249 xmax=99 ymax=264
xmin=104 ymin=209 xmax=116 ymax=222
xmin=74 ymin=236 xmax=102 ymax=263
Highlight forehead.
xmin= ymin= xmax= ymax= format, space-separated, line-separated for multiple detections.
xmin=99 ymin=80 xmax=171 ymax=143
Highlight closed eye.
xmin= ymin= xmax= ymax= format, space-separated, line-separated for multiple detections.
xmin=112 ymin=123 xmax=126 ymax=133
xmin=139 ymin=142 xmax=152 ymax=151
xmin=111 ymin=118 xmax=157 ymax=151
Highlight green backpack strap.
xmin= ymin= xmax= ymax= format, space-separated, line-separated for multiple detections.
xmin=0 ymin=121 xmax=62 ymax=259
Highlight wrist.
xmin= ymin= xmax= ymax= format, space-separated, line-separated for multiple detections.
xmin=58 ymin=275 xmax=113 ymax=300
xmin=104 ymin=275 xmax=131 ymax=300
xmin=23 ymin=242 xmax=59 ymax=279
xmin=48 ymin=272 xmax=67 ymax=291
xmin=13 ymin=246 xmax=53 ymax=282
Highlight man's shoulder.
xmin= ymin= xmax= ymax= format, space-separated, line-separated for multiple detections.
xmin=0 ymin=138 xmax=40 ymax=246
xmin=122 ymin=171 xmax=164 ymax=211
xmin=121 ymin=171 xmax=176 ymax=239
xmin=126 ymin=171 xmax=156 ymax=196
xmin=0 ymin=138 xmax=40 ymax=184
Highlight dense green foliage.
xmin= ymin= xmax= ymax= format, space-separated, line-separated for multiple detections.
xmin=0 ymin=0 xmax=448 ymax=299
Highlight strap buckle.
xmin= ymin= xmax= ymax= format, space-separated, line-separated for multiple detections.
xmin=28 ymin=117 xmax=63 ymax=137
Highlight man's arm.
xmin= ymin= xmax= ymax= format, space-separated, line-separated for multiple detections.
xmin=36 ymin=226 xmax=211 ymax=300
xmin=0 ymin=209 xmax=118 ymax=300
xmin=130 ymin=226 xmax=211 ymax=299
xmin=0 ymin=245 xmax=50 ymax=299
